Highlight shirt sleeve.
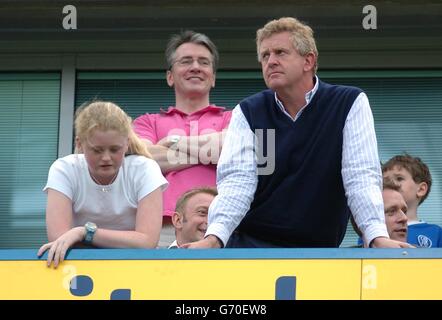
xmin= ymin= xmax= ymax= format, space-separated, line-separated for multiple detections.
xmin=134 ymin=157 xmax=169 ymax=202
xmin=205 ymin=105 xmax=258 ymax=246
xmin=342 ymin=92 xmax=389 ymax=246
xmin=438 ymin=226 xmax=442 ymax=247
xmin=133 ymin=114 xmax=157 ymax=143
xmin=43 ymin=158 xmax=75 ymax=201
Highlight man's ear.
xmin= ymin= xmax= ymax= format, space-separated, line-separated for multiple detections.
xmin=303 ymin=52 xmax=316 ymax=72
xmin=166 ymin=70 xmax=174 ymax=88
xmin=172 ymin=211 xmax=183 ymax=229
xmin=417 ymin=182 xmax=428 ymax=200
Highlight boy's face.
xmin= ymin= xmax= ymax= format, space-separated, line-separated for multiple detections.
xmin=383 ymin=166 xmax=422 ymax=206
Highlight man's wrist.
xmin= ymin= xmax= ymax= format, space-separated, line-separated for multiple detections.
xmin=206 ymin=235 xmax=223 ymax=248
xmin=369 ymin=236 xmax=389 ymax=248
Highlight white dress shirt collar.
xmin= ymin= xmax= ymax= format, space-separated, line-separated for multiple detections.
xmin=168 ymin=240 xmax=179 ymax=249
xmin=275 ymin=75 xmax=319 ymax=121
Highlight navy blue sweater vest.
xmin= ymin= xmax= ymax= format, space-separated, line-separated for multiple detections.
xmin=239 ymin=80 xmax=362 ymax=247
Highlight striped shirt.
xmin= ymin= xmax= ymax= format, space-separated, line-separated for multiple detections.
xmin=206 ymin=76 xmax=388 ymax=247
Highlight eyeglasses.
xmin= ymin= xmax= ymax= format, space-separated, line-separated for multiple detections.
xmin=173 ymin=57 xmax=212 ymax=68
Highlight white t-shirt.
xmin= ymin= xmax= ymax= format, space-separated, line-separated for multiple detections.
xmin=44 ymin=154 xmax=168 ymax=230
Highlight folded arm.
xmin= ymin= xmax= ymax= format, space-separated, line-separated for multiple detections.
xmin=143 ymin=131 xmax=226 ymax=174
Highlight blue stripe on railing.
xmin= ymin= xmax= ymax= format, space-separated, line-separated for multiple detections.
xmin=1 ymin=248 xmax=442 ymax=261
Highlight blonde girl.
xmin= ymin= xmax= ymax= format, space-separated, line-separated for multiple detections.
xmin=38 ymin=101 xmax=168 ymax=267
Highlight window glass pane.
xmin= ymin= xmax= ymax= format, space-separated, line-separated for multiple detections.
xmin=0 ymin=74 xmax=60 ymax=248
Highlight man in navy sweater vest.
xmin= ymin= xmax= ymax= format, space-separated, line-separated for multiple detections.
xmin=183 ymin=17 xmax=414 ymax=249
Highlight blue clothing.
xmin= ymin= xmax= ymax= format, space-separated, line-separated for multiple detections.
xmin=356 ymin=222 xmax=442 ymax=247
xmin=226 ymin=231 xmax=283 ymax=248
xmin=408 ymin=222 xmax=442 ymax=248
xmin=233 ymin=80 xmax=361 ymax=247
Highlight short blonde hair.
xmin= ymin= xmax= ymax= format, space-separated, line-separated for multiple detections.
xmin=75 ymin=101 xmax=151 ymax=158
xmin=175 ymin=187 xmax=218 ymax=217
xmin=256 ymin=17 xmax=318 ymax=72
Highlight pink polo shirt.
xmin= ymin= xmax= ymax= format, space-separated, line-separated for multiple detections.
xmin=133 ymin=105 xmax=232 ymax=217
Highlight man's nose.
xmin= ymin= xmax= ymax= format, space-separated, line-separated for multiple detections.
xmin=267 ymin=53 xmax=279 ymax=66
xmin=398 ymin=210 xmax=408 ymax=223
xmin=189 ymin=60 xmax=202 ymax=70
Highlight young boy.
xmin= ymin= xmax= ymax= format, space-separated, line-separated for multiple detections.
xmin=382 ymin=154 xmax=442 ymax=247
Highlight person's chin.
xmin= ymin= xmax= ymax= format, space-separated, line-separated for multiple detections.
xmin=267 ymin=80 xmax=284 ymax=91
xmin=185 ymin=87 xmax=210 ymax=96
xmin=392 ymin=232 xmax=407 ymax=242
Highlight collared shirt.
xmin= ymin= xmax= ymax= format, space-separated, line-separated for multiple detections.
xmin=206 ymin=77 xmax=388 ymax=247
xmin=275 ymin=75 xmax=319 ymax=121
xmin=168 ymin=240 xmax=179 ymax=249
xmin=133 ymin=105 xmax=232 ymax=217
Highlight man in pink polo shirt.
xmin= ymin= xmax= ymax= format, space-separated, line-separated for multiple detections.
xmin=133 ymin=30 xmax=232 ymax=247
